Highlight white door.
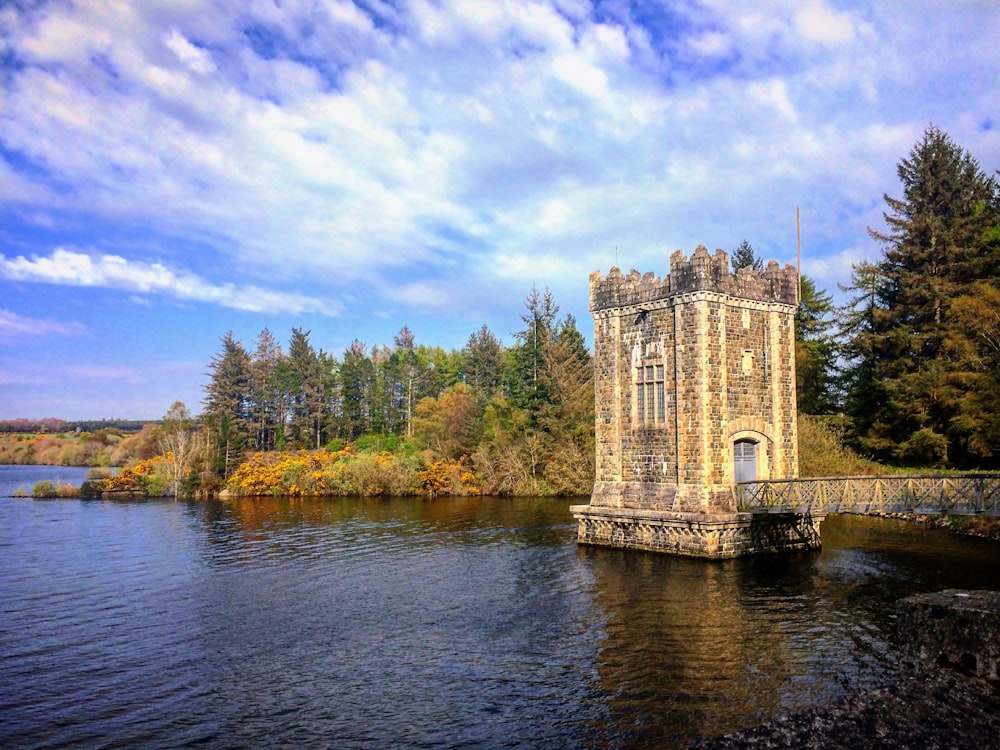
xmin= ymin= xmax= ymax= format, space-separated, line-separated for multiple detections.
xmin=734 ymin=440 xmax=758 ymax=484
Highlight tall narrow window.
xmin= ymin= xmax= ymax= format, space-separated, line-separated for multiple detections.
xmin=636 ymin=363 xmax=666 ymax=425
xmin=636 ymin=375 xmax=645 ymax=422
xmin=656 ymin=366 xmax=666 ymax=422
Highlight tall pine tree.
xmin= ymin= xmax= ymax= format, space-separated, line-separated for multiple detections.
xmin=794 ymin=276 xmax=838 ymax=414
xmin=861 ymin=126 xmax=999 ymax=466
xmin=202 ymin=332 xmax=252 ymax=476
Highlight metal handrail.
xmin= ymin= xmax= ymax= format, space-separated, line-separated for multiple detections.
xmin=737 ymin=474 xmax=1000 ymax=516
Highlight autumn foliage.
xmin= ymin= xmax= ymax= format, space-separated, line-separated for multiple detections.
xmin=224 ymin=446 xmax=424 ymax=497
xmin=418 ymin=457 xmax=480 ymax=496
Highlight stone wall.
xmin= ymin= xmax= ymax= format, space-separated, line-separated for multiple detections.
xmin=571 ymin=506 xmax=823 ymax=558
xmin=897 ymin=589 xmax=1000 ymax=682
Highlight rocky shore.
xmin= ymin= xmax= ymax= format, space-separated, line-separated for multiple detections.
xmin=693 ymin=590 xmax=1000 ymax=749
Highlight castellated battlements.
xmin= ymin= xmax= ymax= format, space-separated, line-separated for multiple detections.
xmin=590 ymin=245 xmax=798 ymax=312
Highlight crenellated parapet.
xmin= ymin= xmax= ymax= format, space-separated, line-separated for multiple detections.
xmin=590 ymin=245 xmax=798 ymax=312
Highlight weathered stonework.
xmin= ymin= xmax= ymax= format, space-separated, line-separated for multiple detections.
xmin=572 ymin=245 xmax=806 ymax=557
xmin=573 ymin=507 xmax=823 ymax=558
xmin=897 ymin=589 xmax=1000 ymax=682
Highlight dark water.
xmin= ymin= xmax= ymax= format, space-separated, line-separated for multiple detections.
xmin=3 ymin=465 xmax=1000 ymax=748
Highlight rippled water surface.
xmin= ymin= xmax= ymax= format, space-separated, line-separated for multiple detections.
xmin=3 ymin=464 xmax=1000 ymax=748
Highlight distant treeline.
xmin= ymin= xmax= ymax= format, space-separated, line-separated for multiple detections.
xmin=0 ymin=426 xmax=160 ymax=467
xmin=0 ymin=418 xmax=152 ymax=434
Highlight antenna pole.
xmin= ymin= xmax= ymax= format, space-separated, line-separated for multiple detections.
xmin=796 ymin=206 xmax=801 ymax=305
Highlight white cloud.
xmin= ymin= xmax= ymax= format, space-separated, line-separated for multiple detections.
xmin=0 ymin=362 xmax=145 ymax=386
xmin=164 ymin=29 xmax=216 ymax=75
xmin=0 ymin=309 xmax=86 ymax=338
xmin=0 ymin=249 xmax=342 ymax=316
xmin=687 ymin=30 xmax=730 ymax=58
xmin=748 ymin=78 xmax=798 ymax=122
xmin=795 ymin=2 xmax=855 ymax=45
xmin=552 ymin=53 xmax=609 ymax=98
xmin=1 ymin=0 xmax=998 ymax=313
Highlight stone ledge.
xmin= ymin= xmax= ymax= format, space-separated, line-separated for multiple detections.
xmin=570 ymin=505 xmax=752 ymax=526
xmin=692 ymin=672 xmax=1000 ymax=749
xmin=571 ymin=506 xmax=824 ymax=558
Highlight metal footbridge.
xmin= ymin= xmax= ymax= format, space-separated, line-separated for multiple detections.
xmin=737 ymin=474 xmax=1000 ymax=516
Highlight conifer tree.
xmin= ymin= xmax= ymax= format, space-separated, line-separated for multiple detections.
xmin=858 ymin=126 xmax=999 ymax=466
xmin=836 ymin=261 xmax=893 ymax=456
xmin=794 ymin=276 xmax=838 ymax=414
xmin=731 ymin=239 xmax=763 ymax=273
xmin=249 ymin=328 xmax=284 ymax=451
xmin=286 ymin=328 xmax=327 ymax=448
xmin=462 ymin=325 xmax=505 ymax=407
xmin=202 ymin=332 xmax=252 ymax=476
xmin=339 ymin=339 xmax=374 ymax=440
xmin=506 ymin=285 xmax=559 ymax=415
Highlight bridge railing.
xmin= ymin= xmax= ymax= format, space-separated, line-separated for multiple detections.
xmin=737 ymin=474 xmax=1000 ymax=516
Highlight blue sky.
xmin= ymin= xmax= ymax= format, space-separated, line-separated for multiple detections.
xmin=1 ymin=0 xmax=998 ymax=420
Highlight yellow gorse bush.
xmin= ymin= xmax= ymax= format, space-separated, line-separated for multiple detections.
xmin=99 ymin=456 xmax=171 ymax=494
xmin=226 ymin=447 xmax=354 ymax=497
xmin=419 ymin=457 xmax=480 ymax=496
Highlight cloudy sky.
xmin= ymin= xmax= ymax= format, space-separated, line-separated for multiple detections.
xmin=1 ymin=1 xmax=998 ymax=420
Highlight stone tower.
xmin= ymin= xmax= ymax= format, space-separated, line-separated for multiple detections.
xmin=572 ymin=245 xmax=815 ymax=558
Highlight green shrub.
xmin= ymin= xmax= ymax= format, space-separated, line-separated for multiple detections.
xmin=31 ymin=480 xmax=57 ymax=498
xmin=55 ymin=483 xmax=79 ymax=498
xmin=798 ymin=415 xmax=893 ymax=477
xmin=355 ymin=433 xmax=402 ymax=454
xmin=79 ymin=480 xmax=103 ymax=499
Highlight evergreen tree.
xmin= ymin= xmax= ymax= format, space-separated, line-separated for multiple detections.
xmin=339 ymin=339 xmax=374 ymax=440
xmin=836 ymin=261 xmax=891 ymax=455
xmin=286 ymin=328 xmax=326 ymax=449
xmin=731 ymin=239 xmax=763 ymax=273
xmin=249 ymin=328 xmax=284 ymax=451
xmin=506 ymin=285 xmax=559 ymax=415
xmin=794 ymin=276 xmax=838 ymax=414
xmin=419 ymin=345 xmax=462 ymax=397
xmin=540 ymin=314 xmax=595 ymax=493
xmin=462 ymin=324 xmax=506 ymax=406
xmin=202 ymin=332 xmax=251 ymax=476
xmin=860 ymin=126 xmax=999 ymax=466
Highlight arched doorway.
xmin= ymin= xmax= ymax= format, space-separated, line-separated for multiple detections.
xmin=733 ymin=439 xmax=758 ymax=484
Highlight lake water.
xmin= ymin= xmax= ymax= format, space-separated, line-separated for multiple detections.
xmin=2 ymin=464 xmax=1000 ymax=748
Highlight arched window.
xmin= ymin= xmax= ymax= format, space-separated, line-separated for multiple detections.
xmin=733 ymin=439 xmax=758 ymax=484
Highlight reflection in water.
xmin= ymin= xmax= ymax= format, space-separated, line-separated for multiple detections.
xmin=584 ymin=549 xmax=821 ymax=745
xmin=2 ymin=494 xmax=1000 ymax=749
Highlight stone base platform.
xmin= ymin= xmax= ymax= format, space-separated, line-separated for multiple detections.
xmin=570 ymin=506 xmax=824 ymax=558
